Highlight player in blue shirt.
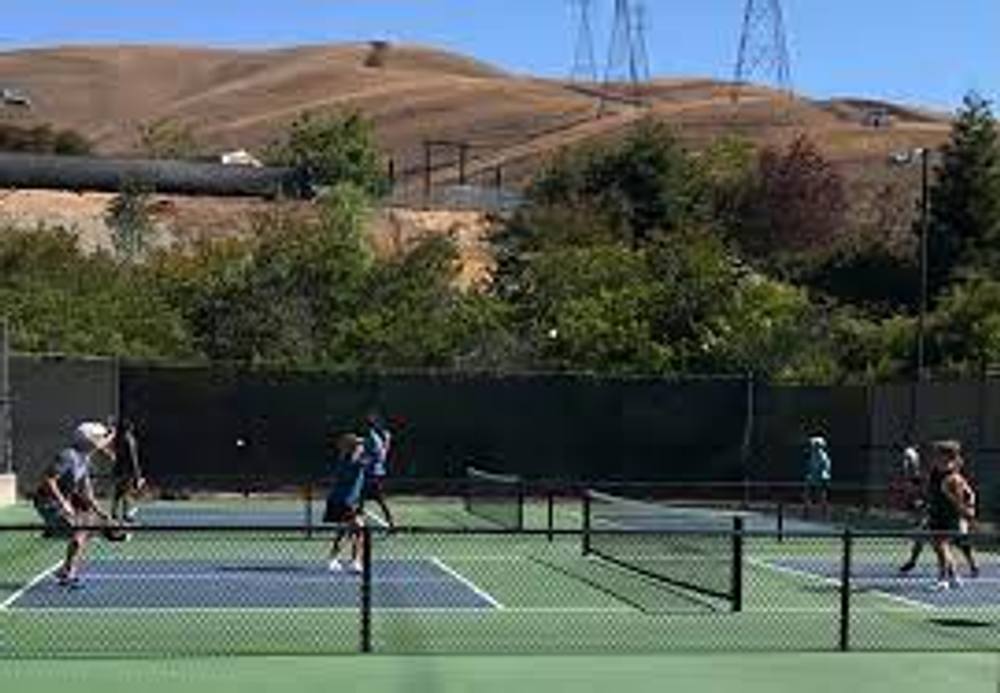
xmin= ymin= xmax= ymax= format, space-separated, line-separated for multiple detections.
xmin=361 ymin=413 xmax=395 ymax=531
xmin=324 ymin=433 xmax=368 ymax=574
xmin=32 ymin=422 xmax=118 ymax=586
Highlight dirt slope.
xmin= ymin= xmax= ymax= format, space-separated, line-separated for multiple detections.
xmin=0 ymin=43 xmax=952 ymax=190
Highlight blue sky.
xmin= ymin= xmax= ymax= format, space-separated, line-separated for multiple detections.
xmin=1 ymin=1 xmax=996 ymax=110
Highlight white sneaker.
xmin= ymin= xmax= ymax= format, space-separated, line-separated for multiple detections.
xmin=349 ymin=560 xmax=363 ymax=574
xmin=932 ymin=579 xmax=950 ymax=592
xmin=327 ymin=559 xmax=342 ymax=573
xmin=949 ymin=574 xmax=963 ymax=589
xmin=126 ymin=508 xmax=139 ymax=522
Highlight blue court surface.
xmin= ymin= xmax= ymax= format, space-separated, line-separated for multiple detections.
xmin=767 ymin=557 xmax=1000 ymax=609
xmin=7 ymin=558 xmax=498 ymax=610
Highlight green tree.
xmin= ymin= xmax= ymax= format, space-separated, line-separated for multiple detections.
xmin=928 ymin=278 xmax=1000 ymax=375
xmin=138 ymin=118 xmax=201 ymax=160
xmin=527 ymin=119 xmax=710 ymax=247
xmin=0 ymin=227 xmax=192 ymax=358
xmin=927 ymin=93 xmax=1000 ymax=298
xmin=337 ymin=235 xmax=510 ymax=370
xmin=106 ymin=181 xmax=155 ymax=260
xmin=266 ymin=111 xmax=388 ymax=197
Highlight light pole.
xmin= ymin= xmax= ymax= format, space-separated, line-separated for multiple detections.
xmin=888 ymin=147 xmax=932 ymax=381
xmin=889 ymin=147 xmax=935 ymax=446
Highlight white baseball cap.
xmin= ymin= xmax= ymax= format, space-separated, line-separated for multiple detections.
xmin=73 ymin=421 xmax=113 ymax=450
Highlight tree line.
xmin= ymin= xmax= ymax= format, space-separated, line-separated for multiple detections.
xmin=2 ymin=97 xmax=1000 ymax=382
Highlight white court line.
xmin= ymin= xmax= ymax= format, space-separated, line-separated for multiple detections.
xmin=749 ymin=557 xmax=934 ymax=611
xmin=364 ymin=509 xmax=388 ymax=529
xmin=9 ymin=603 xmax=998 ymax=615
xmin=0 ymin=561 xmax=62 ymax=610
xmin=430 ymin=557 xmax=504 ymax=610
xmin=41 ymin=573 xmax=463 ymax=585
xmin=3 ymin=606 xmax=636 ymax=614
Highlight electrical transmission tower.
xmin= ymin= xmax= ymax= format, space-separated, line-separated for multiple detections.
xmin=732 ymin=0 xmax=792 ymax=103
xmin=602 ymin=0 xmax=650 ymax=105
xmin=569 ymin=0 xmax=598 ymax=83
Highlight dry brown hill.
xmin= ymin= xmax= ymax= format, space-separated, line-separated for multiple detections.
xmin=0 ymin=43 xmax=953 ymax=191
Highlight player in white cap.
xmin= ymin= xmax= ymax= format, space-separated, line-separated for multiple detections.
xmin=32 ymin=421 xmax=123 ymax=587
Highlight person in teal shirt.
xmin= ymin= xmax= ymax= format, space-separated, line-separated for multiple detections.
xmin=803 ymin=435 xmax=832 ymax=519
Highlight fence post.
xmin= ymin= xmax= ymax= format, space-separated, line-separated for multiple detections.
xmin=0 ymin=316 xmax=11 ymax=476
xmin=731 ymin=516 xmax=744 ymax=613
xmin=839 ymin=528 xmax=852 ymax=652
xmin=360 ymin=524 xmax=372 ymax=653
xmin=304 ymin=482 xmax=313 ymax=539
xmin=581 ymin=491 xmax=591 ymax=556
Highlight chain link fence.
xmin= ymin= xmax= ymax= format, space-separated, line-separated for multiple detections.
xmin=0 ymin=522 xmax=996 ymax=657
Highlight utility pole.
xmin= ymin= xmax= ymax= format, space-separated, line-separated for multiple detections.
xmin=0 ymin=316 xmax=11 ymax=475
xmin=570 ymin=0 xmax=599 ymax=83
xmin=733 ymin=0 xmax=792 ymax=103
xmin=601 ymin=0 xmax=650 ymax=111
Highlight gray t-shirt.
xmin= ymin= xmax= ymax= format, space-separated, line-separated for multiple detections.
xmin=36 ymin=448 xmax=90 ymax=507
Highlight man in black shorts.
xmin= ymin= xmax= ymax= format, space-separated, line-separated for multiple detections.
xmin=110 ymin=419 xmax=144 ymax=522
xmin=33 ymin=422 xmax=120 ymax=586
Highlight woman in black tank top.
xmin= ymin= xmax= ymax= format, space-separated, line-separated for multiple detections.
xmin=927 ymin=441 xmax=963 ymax=590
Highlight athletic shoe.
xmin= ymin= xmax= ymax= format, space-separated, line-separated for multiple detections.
xmin=932 ymin=579 xmax=950 ymax=592
xmin=57 ymin=574 xmax=81 ymax=589
xmin=349 ymin=559 xmax=363 ymax=574
xmin=969 ymin=566 xmax=980 ymax=579
xmin=327 ymin=559 xmax=342 ymax=573
xmin=898 ymin=562 xmax=916 ymax=574
xmin=949 ymin=574 xmax=963 ymax=589
xmin=126 ymin=508 xmax=139 ymax=522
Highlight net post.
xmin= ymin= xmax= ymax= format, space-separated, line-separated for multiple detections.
xmin=360 ymin=524 xmax=373 ymax=653
xmin=776 ymin=502 xmax=784 ymax=544
xmin=546 ymin=488 xmax=554 ymax=542
xmin=839 ymin=528 xmax=853 ymax=652
xmin=731 ymin=516 xmax=744 ymax=613
xmin=581 ymin=491 xmax=591 ymax=556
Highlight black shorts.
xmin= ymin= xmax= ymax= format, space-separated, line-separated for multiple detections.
xmin=928 ymin=512 xmax=960 ymax=533
xmin=805 ymin=480 xmax=829 ymax=498
xmin=323 ymin=500 xmax=359 ymax=525
xmin=113 ymin=476 xmax=139 ymax=495
xmin=363 ymin=476 xmax=386 ymax=501
xmin=33 ymin=498 xmax=76 ymax=538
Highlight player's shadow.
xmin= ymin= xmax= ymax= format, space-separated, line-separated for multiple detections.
xmin=928 ymin=617 xmax=994 ymax=629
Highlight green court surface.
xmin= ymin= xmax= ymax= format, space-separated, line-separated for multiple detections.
xmin=1 ymin=496 xmax=998 ymax=657
xmin=0 ymin=654 xmax=996 ymax=693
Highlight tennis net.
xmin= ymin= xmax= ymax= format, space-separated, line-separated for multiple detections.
xmin=463 ymin=466 xmax=524 ymax=530
xmin=582 ymin=489 xmax=743 ymax=609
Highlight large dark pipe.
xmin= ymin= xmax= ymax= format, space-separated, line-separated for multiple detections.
xmin=0 ymin=152 xmax=313 ymax=199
